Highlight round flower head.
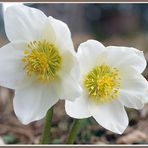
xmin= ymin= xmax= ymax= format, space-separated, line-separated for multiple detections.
xmin=0 ymin=4 xmax=81 ymax=124
xmin=65 ymin=40 xmax=148 ymax=134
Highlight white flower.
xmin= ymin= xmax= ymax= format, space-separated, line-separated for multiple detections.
xmin=65 ymin=40 xmax=148 ymax=134
xmin=0 ymin=4 xmax=81 ymax=124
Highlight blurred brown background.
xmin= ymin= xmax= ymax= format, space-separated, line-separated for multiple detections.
xmin=0 ymin=3 xmax=148 ymax=144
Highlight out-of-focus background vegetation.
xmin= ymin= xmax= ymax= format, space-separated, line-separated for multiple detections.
xmin=0 ymin=3 xmax=148 ymax=144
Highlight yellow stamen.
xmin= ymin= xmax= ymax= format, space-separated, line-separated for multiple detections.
xmin=22 ymin=40 xmax=62 ymax=82
xmin=83 ymin=64 xmax=121 ymax=103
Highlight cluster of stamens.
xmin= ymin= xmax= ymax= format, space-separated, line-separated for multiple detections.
xmin=22 ymin=40 xmax=61 ymax=82
xmin=84 ymin=64 xmax=121 ymax=103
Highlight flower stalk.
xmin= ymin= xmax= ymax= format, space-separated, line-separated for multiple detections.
xmin=40 ymin=106 xmax=53 ymax=144
xmin=66 ymin=119 xmax=82 ymax=144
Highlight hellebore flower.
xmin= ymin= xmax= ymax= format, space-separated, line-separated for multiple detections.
xmin=0 ymin=5 xmax=81 ymax=124
xmin=65 ymin=40 xmax=148 ymax=134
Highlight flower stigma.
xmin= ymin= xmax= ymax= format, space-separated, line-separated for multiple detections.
xmin=22 ymin=40 xmax=62 ymax=82
xmin=84 ymin=64 xmax=121 ymax=103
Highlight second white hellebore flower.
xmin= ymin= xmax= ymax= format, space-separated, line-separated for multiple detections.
xmin=0 ymin=4 xmax=81 ymax=124
xmin=65 ymin=40 xmax=148 ymax=134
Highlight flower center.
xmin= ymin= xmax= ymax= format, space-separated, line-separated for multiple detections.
xmin=22 ymin=40 xmax=62 ymax=82
xmin=83 ymin=64 xmax=121 ymax=103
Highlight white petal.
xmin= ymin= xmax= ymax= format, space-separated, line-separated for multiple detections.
xmin=56 ymin=50 xmax=81 ymax=101
xmin=120 ymin=68 xmax=148 ymax=94
xmin=141 ymin=91 xmax=148 ymax=103
xmin=49 ymin=16 xmax=75 ymax=53
xmin=106 ymin=46 xmax=146 ymax=73
xmin=58 ymin=51 xmax=77 ymax=77
xmin=118 ymin=68 xmax=148 ymax=109
xmin=4 ymin=5 xmax=47 ymax=42
xmin=77 ymin=40 xmax=106 ymax=74
xmin=14 ymin=82 xmax=59 ymax=124
xmin=88 ymin=100 xmax=128 ymax=134
xmin=65 ymin=92 xmax=91 ymax=118
xmin=118 ymin=90 xmax=144 ymax=109
xmin=57 ymin=73 xmax=82 ymax=101
xmin=0 ymin=42 xmax=27 ymax=89
xmin=57 ymin=48 xmax=80 ymax=85
xmin=40 ymin=18 xmax=56 ymax=43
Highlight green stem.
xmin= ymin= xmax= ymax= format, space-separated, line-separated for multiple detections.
xmin=40 ymin=106 xmax=53 ymax=144
xmin=66 ymin=119 xmax=82 ymax=144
